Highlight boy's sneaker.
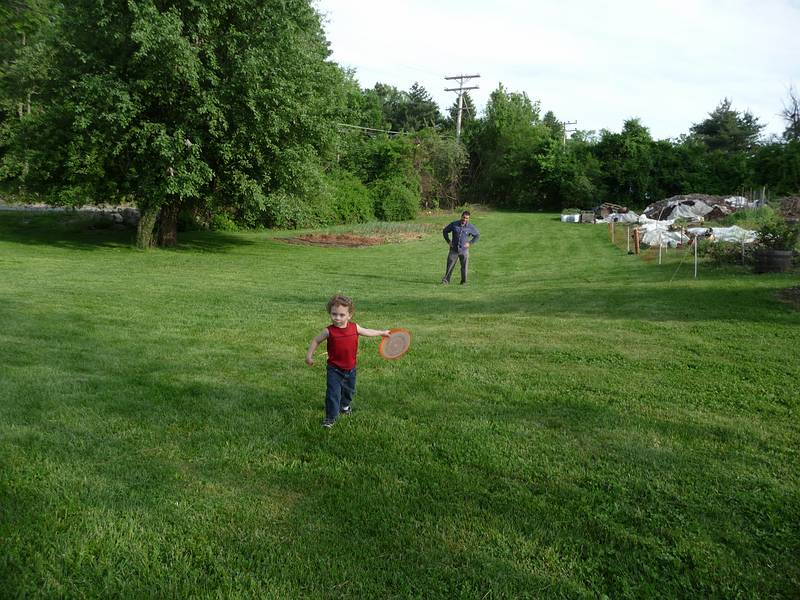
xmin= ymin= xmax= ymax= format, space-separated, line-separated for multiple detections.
xmin=340 ymin=406 xmax=352 ymax=416
xmin=322 ymin=419 xmax=335 ymax=429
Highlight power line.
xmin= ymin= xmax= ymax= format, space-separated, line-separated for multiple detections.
xmin=336 ymin=123 xmax=408 ymax=136
xmin=562 ymin=120 xmax=577 ymax=145
xmin=445 ymin=73 xmax=480 ymax=142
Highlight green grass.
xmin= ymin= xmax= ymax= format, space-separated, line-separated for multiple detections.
xmin=1 ymin=210 xmax=798 ymax=598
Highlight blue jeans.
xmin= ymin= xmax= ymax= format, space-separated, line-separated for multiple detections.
xmin=443 ymin=248 xmax=469 ymax=283
xmin=325 ymin=365 xmax=356 ymax=420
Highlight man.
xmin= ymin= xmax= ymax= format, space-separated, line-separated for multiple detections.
xmin=441 ymin=210 xmax=480 ymax=285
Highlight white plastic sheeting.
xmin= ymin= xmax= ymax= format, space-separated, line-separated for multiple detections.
xmin=600 ymin=211 xmax=640 ymax=223
xmin=639 ymin=221 xmax=687 ymax=247
xmin=706 ymin=225 xmax=757 ymax=244
xmin=638 ymin=220 xmax=757 ymax=248
xmin=561 ymin=203 xmax=759 ymax=248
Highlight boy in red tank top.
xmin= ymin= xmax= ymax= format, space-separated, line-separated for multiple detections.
xmin=305 ymin=294 xmax=389 ymax=428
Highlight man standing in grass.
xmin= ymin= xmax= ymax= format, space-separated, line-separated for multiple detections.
xmin=442 ymin=210 xmax=480 ymax=285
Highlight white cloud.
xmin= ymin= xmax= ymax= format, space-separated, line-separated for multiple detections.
xmin=315 ymin=0 xmax=800 ymax=139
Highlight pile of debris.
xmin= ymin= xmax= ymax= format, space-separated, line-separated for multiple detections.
xmin=642 ymin=194 xmax=756 ymax=221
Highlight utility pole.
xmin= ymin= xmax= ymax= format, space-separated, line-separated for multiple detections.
xmin=445 ymin=74 xmax=480 ymax=141
xmin=562 ymin=120 xmax=577 ymax=146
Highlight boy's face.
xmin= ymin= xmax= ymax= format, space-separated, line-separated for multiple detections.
xmin=329 ymin=304 xmax=352 ymax=328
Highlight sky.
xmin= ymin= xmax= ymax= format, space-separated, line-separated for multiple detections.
xmin=313 ymin=0 xmax=800 ymax=140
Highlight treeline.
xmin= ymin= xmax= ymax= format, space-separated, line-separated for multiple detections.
xmin=1 ymin=1 xmax=799 ymax=247
xmin=463 ymin=93 xmax=800 ymax=211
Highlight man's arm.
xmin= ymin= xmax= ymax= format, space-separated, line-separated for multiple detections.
xmin=468 ymin=225 xmax=480 ymax=245
xmin=442 ymin=222 xmax=453 ymax=243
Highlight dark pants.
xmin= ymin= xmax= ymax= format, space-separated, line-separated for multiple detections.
xmin=325 ymin=365 xmax=356 ymax=421
xmin=443 ymin=248 xmax=469 ymax=283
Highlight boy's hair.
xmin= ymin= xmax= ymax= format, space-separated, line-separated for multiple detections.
xmin=326 ymin=293 xmax=354 ymax=314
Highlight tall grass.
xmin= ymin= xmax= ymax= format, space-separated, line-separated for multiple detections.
xmin=1 ymin=210 xmax=798 ymax=598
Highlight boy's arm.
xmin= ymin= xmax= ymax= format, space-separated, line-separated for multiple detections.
xmin=356 ymin=324 xmax=390 ymax=337
xmin=305 ymin=329 xmax=329 ymax=365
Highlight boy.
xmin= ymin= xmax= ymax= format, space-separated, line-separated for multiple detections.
xmin=305 ymin=294 xmax=389 ymax=428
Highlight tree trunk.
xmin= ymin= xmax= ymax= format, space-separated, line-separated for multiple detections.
xmin=136 ymin=205 xmax=160 ymax=249
xmin=157 ymin=203 xmax=180 ymax=247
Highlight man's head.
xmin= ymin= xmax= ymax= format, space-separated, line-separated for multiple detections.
xmin=460 ymin=211 xmax=471 ymax=225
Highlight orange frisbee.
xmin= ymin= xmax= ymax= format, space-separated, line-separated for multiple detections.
xmin=379 ymin=328 xmax=412 ymax=360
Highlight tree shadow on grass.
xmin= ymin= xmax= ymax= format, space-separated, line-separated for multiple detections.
xmin=0 ymin=212 xmax=255 ymax=253
xmin=0 ymin=211 xmax=134 ymax=250
xmin=270 ymin=276 xmax=799 ymax=326
xmin=169 ymin=230 xmax=257 ymax=253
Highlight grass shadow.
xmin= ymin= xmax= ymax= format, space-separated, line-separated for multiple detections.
xmin=0 ymin=212 xmax=255 ymax=253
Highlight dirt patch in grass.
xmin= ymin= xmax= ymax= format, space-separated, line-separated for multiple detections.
xmin=777 ymin=285 xmax=800 ymax=310
xmin=281 ymin=231 xmax=427 ymax=247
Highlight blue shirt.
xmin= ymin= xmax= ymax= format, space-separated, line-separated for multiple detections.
xmin=443 ymin=220 xmax=480 ymax=253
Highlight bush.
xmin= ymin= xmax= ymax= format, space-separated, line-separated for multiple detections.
xmin=370 ymin=177 xmax=420 ymax=221
xmin=211 ymin=213 xmax=239 ymax=232
xmin=717 ymin=205 xmax=777 ymax=228
xmin=327 ymin=170 xmax=374 ymax=224
xmin=261 ymin=191 xmax=318 ymax=230
xmin=698 ymin=239 xmax=754 ymax=265
xmin=756 ymin=219 xmax=800 ymax=250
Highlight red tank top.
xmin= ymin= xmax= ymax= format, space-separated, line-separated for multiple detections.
xmin=326 ymin=322 xmax=358 ymax=370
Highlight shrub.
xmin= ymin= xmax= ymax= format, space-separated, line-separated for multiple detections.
xmin=261 ymin=191 xmax=318 ymax=230
xmin=211 ymin=213 xmax=239 ymax=232
xmin=717 ymin=205 xmax=776 ymax=228
xmin=698 ymin=239 xmax=754 ymax=265
xmin=370 ymin=177 xmax=420 ymax=221
xmin=327 ymin=170 xmax=374 ymax=224
xmin=756 ymin=219 xmax=800 ymax=250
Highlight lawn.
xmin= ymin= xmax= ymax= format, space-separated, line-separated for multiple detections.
xmin=1 ymin=210 xmax=798 ymax=598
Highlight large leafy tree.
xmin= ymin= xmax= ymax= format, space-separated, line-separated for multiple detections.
xmin=5 ymin=0 xmax=344 ymax=247
xmin=400 ymin=82 xmax=441 ymax=131
xmin=592 ymin=119 xmax=657 ymax=205
xmin=752 ymin=140 xmax=800 ymax=196
xmin=0 ymin=0 xmax=59 ymax=180
xmin=541 ymin=110 xmax=565 ymax=141
xmin=463 ymin=85 xmax=550 ymax=208
xmin=367 ymin=82 xmax=442 ymax=132
xmin=690 ymin=97 xmax=764 ymax=152
xmin=411 ymin=128 xmax=467 ymax=209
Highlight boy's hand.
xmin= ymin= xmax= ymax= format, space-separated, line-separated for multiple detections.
xmin=305 ymin=356 xmax=314 ymax=366
xmin=381 ymin=330 xmax=390 ymax=336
